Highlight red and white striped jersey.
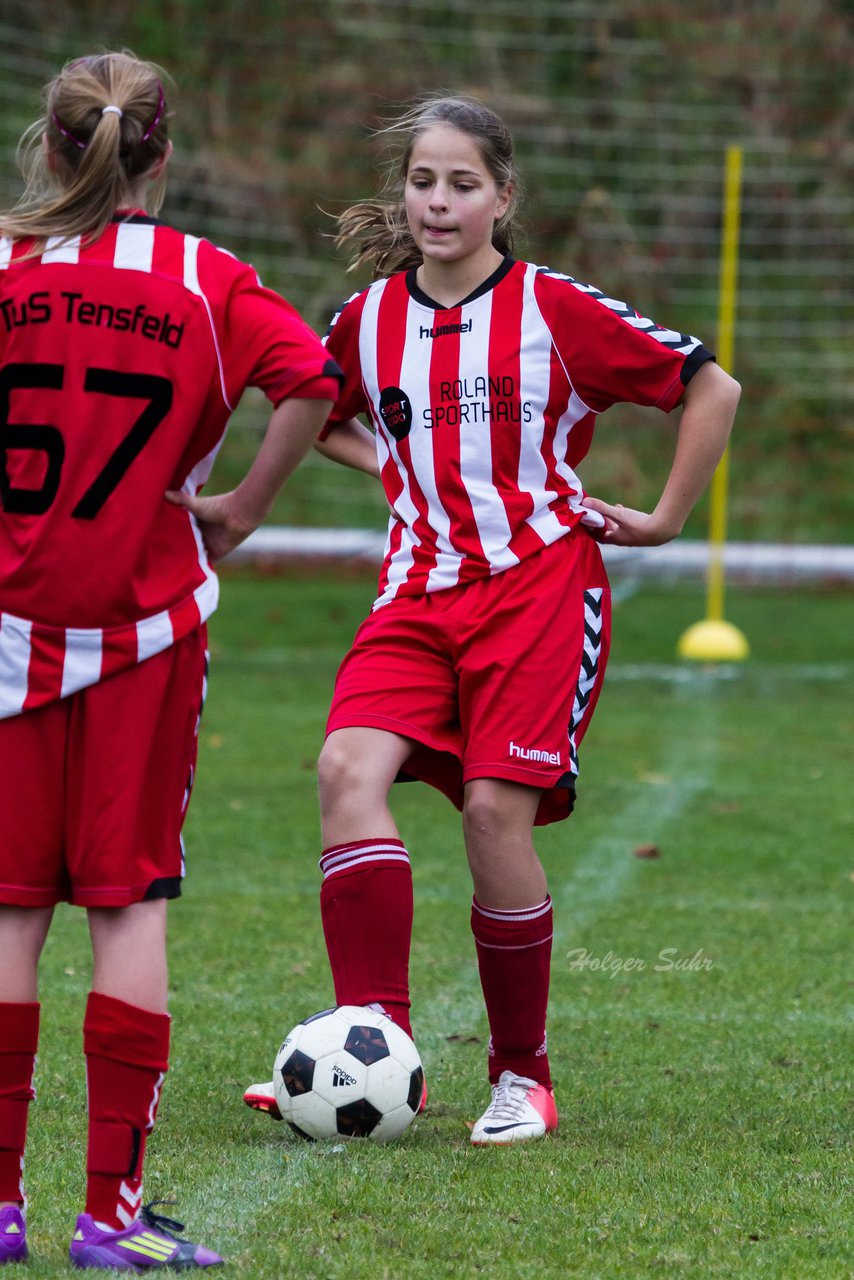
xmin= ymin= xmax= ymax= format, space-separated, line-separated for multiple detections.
xmin=0 ymin=213 xmax=339 ymax=718
xmin=324 ymin=257 xmax=713 ymax=607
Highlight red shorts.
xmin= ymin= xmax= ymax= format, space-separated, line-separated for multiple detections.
xmin=0 ymin=626 xmax=208 ymax=908
xmin=327 ymin=532 xmax=611 ymax=825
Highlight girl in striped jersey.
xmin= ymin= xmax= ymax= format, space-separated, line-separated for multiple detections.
xmin=245 ymin=96 xmax=740 ymax=1147
xmin=0 ymin=52 xmax=346 ymax=1268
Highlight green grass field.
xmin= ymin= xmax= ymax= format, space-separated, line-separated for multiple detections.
xmin=27 ymin=568 xmax=853 ymax=1279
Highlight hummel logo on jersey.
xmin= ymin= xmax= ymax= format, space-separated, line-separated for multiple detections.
xmin=332 ymin=1065 xmax=358 ymax=1088
xmin=419 ymin=320 xmax=472 ymax=339
xmin=509 ymin=741 xmax=561 ymax=765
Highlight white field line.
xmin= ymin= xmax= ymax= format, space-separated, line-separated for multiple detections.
xmin=605 ymin=663 xmax=851 ymax=683
xmin=218 ymin=649 xmax=852 ymax=684
xmin=180 ymin=1140 xmax=341 ymax=1241
xmin=411 ymin=675 xmax=727 ymax=1047
xmin=553 ymin=679 xmax=723 ymax=937
xmin=227 ymin=529 xmax=854 ymax=584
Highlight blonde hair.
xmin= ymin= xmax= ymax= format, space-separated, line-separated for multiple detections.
xmin=336 ymin=95 xmax=522 ymax=277
xmin=0 ymin=51 xmax=171 ymax=249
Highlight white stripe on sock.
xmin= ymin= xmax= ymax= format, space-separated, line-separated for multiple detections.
xmin=473 ymin=897 xmax=552 ymax=923
xmin=321 ymin=851 xmax=411 ymax=878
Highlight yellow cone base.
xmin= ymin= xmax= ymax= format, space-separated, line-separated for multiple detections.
xmin=677 ymin=619 xmax=749 ymax=662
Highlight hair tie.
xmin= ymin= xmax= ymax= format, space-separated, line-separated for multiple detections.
xmin=140 ymin=82 xmax=165 ymax=142
xmin=51 ymin=82 xmax=163 ymax=153
xmin=51 ymin=109 xmax=87 ymax=149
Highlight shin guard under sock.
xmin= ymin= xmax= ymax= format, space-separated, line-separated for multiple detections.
xmin=83 ymin=992 xmax=170 ymax=1229
xmin=0 ymin=1002 xmax=39 ymax=1205
xmin=319 ymin=840 xmax=414 ymax=1038
xmin=471 ymin=896 xmax=553 ymax=1087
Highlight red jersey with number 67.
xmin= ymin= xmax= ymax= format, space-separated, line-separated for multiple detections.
xmin=323 ymin=256 xmax=713 ymax=608
xmin=0 ymin=213 xmax=339 ymax=718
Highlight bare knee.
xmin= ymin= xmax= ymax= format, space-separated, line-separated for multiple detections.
xmin=88 ymin=899 xmax=168 ymax=1012
xmin=0 ymin=905 xmax=54 ymax=952
xmin=464 ymin=787 xmax=516 ymax=880
xmin=462 ymin=788 xmax=505 ymax=848
xmin=0 ymin=906 xmax=54 ymax=1001
xmin=462 ymin=780 xmax=545 ymax=907
xmin=317 ymin=733 xmax=368 ymax=816
xmin=318 ymin=740 xmax=374 ymax=842
xmin=463 ymin=780 xmax=539 ymax=846
xmin=317 ymin=729 xmax=412 ymax=844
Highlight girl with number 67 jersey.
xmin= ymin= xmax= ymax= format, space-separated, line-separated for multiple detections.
xmin=243 ymin=95 xmax=740 ymax=1147
xmin=0 ymin=51 xmax=344 ymax=1269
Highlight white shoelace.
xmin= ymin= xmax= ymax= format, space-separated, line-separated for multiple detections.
xmin=482 ymin=1072 xmax=538 ymax=1123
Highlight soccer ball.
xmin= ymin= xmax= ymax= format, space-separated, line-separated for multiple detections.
xmin=272 ymin=1005 xmax=424 ymax=1143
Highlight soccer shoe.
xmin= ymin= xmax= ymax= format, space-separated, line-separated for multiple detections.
xmin=69 ymin=1203 xmax=222 ymax=1270
xmin=0 ymin=1205 xmax=27 ymax=1264
xmin=243 ymin=1080 xmax=283 ymax=1120
xmin=469 ymin=1070 xmax=558 ymax=1146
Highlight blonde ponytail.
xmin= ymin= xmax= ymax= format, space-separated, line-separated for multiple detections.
xmin=1 ymin=51 xmax=171 ymax=250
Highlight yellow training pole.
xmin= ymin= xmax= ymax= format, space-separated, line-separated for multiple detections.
xmin=678 ymin=144 xmax=749 ymax=661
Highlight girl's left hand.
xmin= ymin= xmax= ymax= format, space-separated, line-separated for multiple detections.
xmin=580 ymin=496 xmax=680 ymax=547
xmin=165 ymin=489 xmax=258 ymax=561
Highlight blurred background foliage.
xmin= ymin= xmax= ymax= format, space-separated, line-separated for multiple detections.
xmin=1 ymin=0 xmax=851 ymax=542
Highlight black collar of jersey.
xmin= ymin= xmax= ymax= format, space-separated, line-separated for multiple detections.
xmin=110 ymin=211 xmax=162 ymax=226
xmin=405 ymin=255 xmax=516 ymax=311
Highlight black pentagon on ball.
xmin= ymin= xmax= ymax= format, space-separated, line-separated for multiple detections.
xmin=407 ymin=1064 xmax=425 ymax=1113
xmin=336 ymin=1098 xmax=383 ymax=1138
xmin=343 ymin=1024 xmax=390 ymax=1066
xmin=279 ymin=1048 xmax=315 ymax=1097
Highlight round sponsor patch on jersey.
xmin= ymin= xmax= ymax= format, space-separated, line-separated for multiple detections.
xmin=378 ymin=387 xmax=413 ymax=441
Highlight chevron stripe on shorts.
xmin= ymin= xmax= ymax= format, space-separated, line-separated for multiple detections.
xmin=567 ymin=588 xmax=604 ymax=775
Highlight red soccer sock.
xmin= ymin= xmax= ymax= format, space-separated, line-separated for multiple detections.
xmin=83 ymin=991 xmax=170 ymax=1230
xmin=471 ymin=896 xmax=554 ymax=1088
xmin=0 ymin=1002 xmax=40 ymax=1205
xmin=319 ymin=839 xmax=414 ymax=1039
